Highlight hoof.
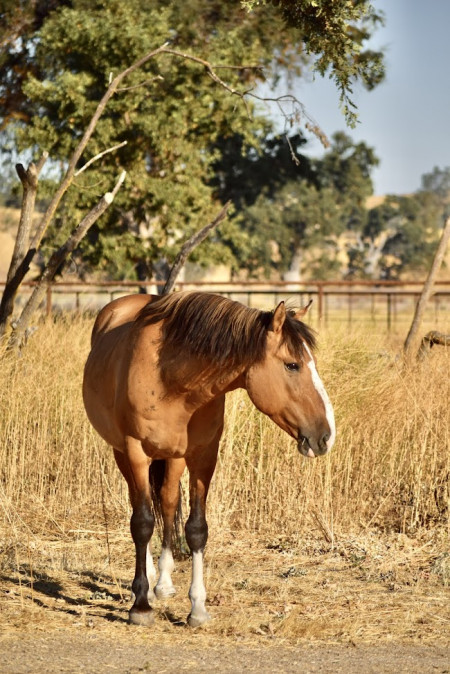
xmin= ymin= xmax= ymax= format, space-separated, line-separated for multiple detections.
xmin=129 ymin=609 xmax=155 ymax=627
xmin=187 ymin=611 xmax=211 ymax=628
xmin=154 ymin=585 xmax=176 ymax=600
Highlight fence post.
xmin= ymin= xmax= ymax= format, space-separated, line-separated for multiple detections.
xmin=317 ymin=283 xmax=324 ymax=324
xmin=387 ymin=293 xmax=392 ymax=333
xmin=46 ymin=286 xmax=52 ymax=319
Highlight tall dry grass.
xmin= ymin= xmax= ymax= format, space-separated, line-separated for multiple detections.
xmin=0 ymin=313 xmax=448 ymax=549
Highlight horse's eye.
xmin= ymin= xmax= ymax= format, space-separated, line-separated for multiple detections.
xmin=285 ymin=362 xmax=300 ymax=373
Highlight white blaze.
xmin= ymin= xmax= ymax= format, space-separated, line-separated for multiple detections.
xmin=303 ymin=342 xmax=336 ymax=451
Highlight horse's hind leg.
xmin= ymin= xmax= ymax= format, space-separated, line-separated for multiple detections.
xmin=114 ymin=442 xmax=155 ymax=626
xmin=154 ymin=457 xmax=186 ymax=600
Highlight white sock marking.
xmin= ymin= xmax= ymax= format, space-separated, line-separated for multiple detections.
xmin=189 ymin=550 xmax=207 ymax=616
xmin=146 ymin=545 xmax=157 ymax=585
xmin=155 ymin=547 xmax=176 ymax=597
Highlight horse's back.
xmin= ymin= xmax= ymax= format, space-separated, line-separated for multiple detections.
xmin=91 ymin=293 xmax=156 ymax=346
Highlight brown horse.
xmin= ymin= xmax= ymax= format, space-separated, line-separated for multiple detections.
xmin=82 ymin=291 xmax=335 ymax=627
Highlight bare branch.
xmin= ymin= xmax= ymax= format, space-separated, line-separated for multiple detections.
xmin=8 ymin=171 xmax=126 ymax=351
xmin=285 ymin=135 xmax=301 ymax=166
xmin=0 ymin=151 xmax=48 ymax=339
xmin=17 ymin=41 xmax=170 ymax=282
xmin=163 ymin=201 xmax=232 ymax=295
xmin=75 ymin=141 xmax=128 ymax=176
xmin=417 ymin=330 xmax=450 ymax=361
xmin=160 ymin=48 xmax=328 ymax=146
xmin=161 ymin=48 xmax=244 ymax=95
xmin=116 ymin=75 xmax=164 ymax=93
xmin=11 ymin=41 xmax=319 ymax=293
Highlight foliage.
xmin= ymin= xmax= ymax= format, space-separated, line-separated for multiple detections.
xmin=218 ymin=131 xmax=379 ymax=278
xmin=243 ymin=0 xmax=385 ymax=125
xmin=0 ymin=0 xmax=384 ymax=280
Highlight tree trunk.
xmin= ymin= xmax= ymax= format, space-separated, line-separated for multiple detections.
xmin=0 ymin=155 xmax=48 ymax=339
xmin=283 ymin=247 xmax=303 ymax=284
xmin=403 ymin=216 xmax=450 ymax=359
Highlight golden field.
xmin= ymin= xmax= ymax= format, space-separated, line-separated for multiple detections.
xmin=0 ymin=313 xmax=448 ymax=646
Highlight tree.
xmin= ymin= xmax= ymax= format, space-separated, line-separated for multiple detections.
xmin=0 ymin=40 xmax=245 ymax=346
xmin=1 ymin=0 xmax=384 ymax=283
xmin=359 ymin=180 xmax=446 ymax=280
xmin=421 ymin=165 xmax=450 ymax=207
xmin=243 ymin=0 xmax=385 ymax=126
xmin=216 ymin=131 xmax=379 ymax=279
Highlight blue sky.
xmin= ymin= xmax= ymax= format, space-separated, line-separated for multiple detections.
xmin=286 ymin=0 xmax=450 ymax=196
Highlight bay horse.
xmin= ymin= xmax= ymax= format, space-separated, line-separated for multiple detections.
xmin=82 ymin=291 xmax=335 ymax=627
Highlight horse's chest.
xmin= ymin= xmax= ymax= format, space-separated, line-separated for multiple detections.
xmin=122 ymin=396 xmax=224 ymax=459
xmin=123 ymin=403 xmax=189 ymax=458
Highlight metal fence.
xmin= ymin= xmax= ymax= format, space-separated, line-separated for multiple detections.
xmin=3 ymin=279 xmax=449 ymax=333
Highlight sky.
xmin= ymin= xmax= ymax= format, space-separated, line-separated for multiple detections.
xmin=286 ymin=0 xmax=450 ymax=196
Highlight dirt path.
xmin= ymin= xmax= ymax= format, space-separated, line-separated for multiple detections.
xmin=0 ymin=633 xmax=448 ymax=673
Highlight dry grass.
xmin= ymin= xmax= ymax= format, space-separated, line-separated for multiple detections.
xmin=0 ymin=312 xmax=449 ymax=646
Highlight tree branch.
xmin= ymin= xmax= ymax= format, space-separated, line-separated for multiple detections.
xmin=0 ymin=151 xmax=48 ymax=340
xmin=8 ymin=171 xmax=126 ymax=350
xmin=417 ymin=330 xmax=450 ymax=361
xmin=15 ymin=42 xmax=171 ymax=286
xmin=163 ymin=201 xmax=232 ymax=295
xmin=161 ymin=48 xmax=329 ymax=147
xmin=75 ymin=141 xmax=128 ymax=176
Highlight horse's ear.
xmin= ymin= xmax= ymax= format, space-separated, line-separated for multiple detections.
xmin=292 ymin=299 xmax=313 ymax=320
xmin=270 ymin=301 xmax=286 ymax=334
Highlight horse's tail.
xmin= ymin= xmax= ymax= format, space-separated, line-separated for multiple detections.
xmin=148 ymin=460 xmax=185 ymax=557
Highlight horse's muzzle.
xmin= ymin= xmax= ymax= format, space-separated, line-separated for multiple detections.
xmin=298 ymin=432 xmax=331 ymax=458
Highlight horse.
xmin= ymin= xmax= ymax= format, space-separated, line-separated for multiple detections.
xmin=82 ymin=291 xmax=335 ymax=627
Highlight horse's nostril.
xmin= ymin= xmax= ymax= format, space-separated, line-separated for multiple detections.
xmin=320 ymin=432 xmax=330 ymax=450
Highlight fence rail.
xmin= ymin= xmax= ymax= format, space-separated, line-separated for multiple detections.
xmin=2 ymin=279 xmax=450 ymax=332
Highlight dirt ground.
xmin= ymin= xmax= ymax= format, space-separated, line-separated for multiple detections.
xmin=1 ymin=528 xmax=449 ymax=672
xmin=0 ymin=633 xmax=449 ymax=673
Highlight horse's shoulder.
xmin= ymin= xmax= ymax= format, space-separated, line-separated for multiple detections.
xmin=91 ymin=294 xmax=157 ymax=346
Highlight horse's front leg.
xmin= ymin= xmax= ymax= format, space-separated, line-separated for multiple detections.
xmin=154 ymin=457 xmax=186 ymax=600
xmin=120 ymin=439 xmax=155 ymax=626
xmin=185 ymin=437 xmax=220 ymax=627
xmin=114 ymin=448 xmax=157 ymax=606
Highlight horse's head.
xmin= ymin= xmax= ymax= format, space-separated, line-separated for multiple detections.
xmin=245 ymin=302 xmax=335 ymax=458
